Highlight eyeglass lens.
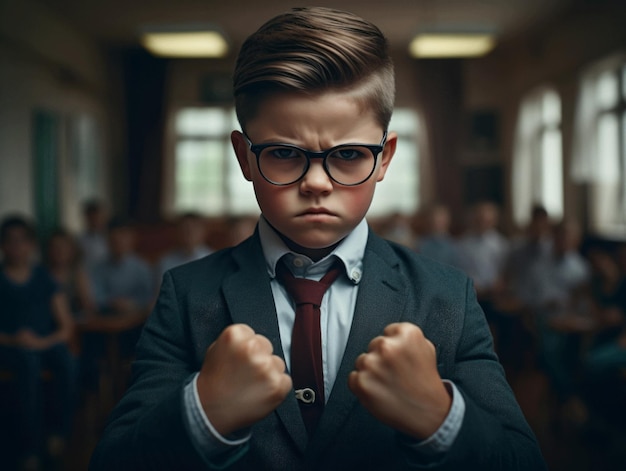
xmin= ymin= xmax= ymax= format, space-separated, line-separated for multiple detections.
xmin=258 ymin=145 xmax=377 ymax=185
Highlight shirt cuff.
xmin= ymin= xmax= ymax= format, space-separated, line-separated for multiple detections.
xmin=182 ymin=373 xmax=251 ymax=468
xmin=401 ymin=380 xmax=465 ymax=456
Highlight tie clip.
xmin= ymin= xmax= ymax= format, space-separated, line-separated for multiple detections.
xmin=295 ymin=388 xmax=316 ymax=404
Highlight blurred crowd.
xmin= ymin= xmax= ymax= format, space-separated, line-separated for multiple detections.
xmin=0 ymin=201 xmax=259 ymax=470
xmin=381 ymin=201 xmax=626 ymax=467
xmin=1 ymin=200 xmax=625 ymax=470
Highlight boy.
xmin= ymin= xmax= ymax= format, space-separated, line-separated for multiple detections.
xmin=82 ymin=217 xmax=153 ymax=388
xmin=91 ymin=7 xmax=546 ymax=470
xmin=89 ymin=217 xmax=153 ymax=315
xmin=0 ymin=215 xmax=76 ymax=470
xmin=78 ymin=199 xmax=110 ymax=272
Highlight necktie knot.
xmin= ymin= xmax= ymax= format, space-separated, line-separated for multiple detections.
xmin=276 ymin=260 xmax=343 ymax=307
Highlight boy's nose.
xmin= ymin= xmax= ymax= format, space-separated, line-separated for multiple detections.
xmin=299 ymin=161 xmax=333 ymax=195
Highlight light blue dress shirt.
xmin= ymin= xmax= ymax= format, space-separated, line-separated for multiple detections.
xmin=457 ymin=229 xmax=509 ymax=291
xmin=182 ymin=217 xmax=465 ymax=466
xmin=90 ymin=254 xmax=153 ymax=311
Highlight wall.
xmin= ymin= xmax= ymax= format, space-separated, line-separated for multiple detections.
xmin=0 ymin=0 xmax=119 ymax=232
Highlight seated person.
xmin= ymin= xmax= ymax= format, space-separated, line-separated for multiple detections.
xmin=415 ymin=204 xmax=461 ymax=268
xmin=82 ymin=218 xmax=153 ymax=389
xmin=523 ymin=221 xmax=590 ymax=314
xmin=0 ymin=215 xmax=76 ymax=470
xmin=91 ymin=7 xmax=545 ymax=470
xmin=89 ymin=217 xmax=153 ymax=315
xmin=523 ymin=221 xmax=591 ymax=413
xmin=505 ymin=205 xmax=553 ymax=304
xmin=44 ymin=228 xmax=96 ymax=319
xmin=456 ymin=201 xmax=509 ymax=299
xmin=78 ymin=199 xmax=109 ymax=273
xmin=584 ymin=248 xmax=626 ymax=374
xmin=580 ymin=249 xmax=626 ymax=431
xmin=157 ymin=212 xmax=212 ymax=280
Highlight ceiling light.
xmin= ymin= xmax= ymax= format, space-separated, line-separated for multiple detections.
xmin=141 ymin=29 xmax=228 ymax=58
xmin=409 ymin=34 xmax=495 ymax=58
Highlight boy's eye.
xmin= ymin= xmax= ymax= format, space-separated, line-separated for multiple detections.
xmin=268 ymin=147 xmax=301 ymax=159
xmin=330 ymin=148 xmax=365 ymax=161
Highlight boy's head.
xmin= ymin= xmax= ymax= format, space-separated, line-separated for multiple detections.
xmin=46 ymin=229 xmax=80 ymax=268
xmin=471 ymin=202 xmax=499 ymax=234
xmin=107 ymin=217 xmax=136 ymax=259
xmin=233 ymin=7 xmax=395 ymax=132
xmin=231 ymin=7 xmax=397 ymax=259
xmin=422 ymin=204 xmax=451 ymax=235
xmin=176 ymin=212 xmax=206 ymax=251
xmin=83 ymin=198 xmax=109 ymax=233
xmin=527 ymin=205 xmax=550 ymax=240
xmin=0 ymin=215 xmax=37 ymax=265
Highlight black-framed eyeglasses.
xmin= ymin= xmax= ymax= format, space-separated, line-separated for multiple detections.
xmin=243 ymin=131 xmax=388 ymax=186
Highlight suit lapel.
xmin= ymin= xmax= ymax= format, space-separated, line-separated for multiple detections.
xmin=222 ymin=234 xmax=308 ymax=453
xmin=307 ymin=233 xmax=412 ymax=457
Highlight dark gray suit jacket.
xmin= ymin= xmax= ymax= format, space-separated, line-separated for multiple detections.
xmin=90 ymin=231 xmax=546 ymax=470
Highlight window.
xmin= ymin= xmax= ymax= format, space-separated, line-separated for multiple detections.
xmin=170 ymin=106 xmax=421 ymax=217
xmin=368 ymin=108 xmax=421 ymax=217
xmin=172 ymin=107 xmax=257 ymax=216
xmin=512 ymin=87 xmax=563 ymax=227
xmin=572 ymin=56 xmax=626 ymax=237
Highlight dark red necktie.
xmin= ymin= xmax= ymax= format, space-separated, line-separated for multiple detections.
xmin=276 ymin=259 xmax=343 ymax=434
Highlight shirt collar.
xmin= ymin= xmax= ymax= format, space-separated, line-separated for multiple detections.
xmin=258 ymin=215 xmax=367 ymax=284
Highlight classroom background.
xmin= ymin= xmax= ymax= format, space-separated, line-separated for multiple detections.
xmin=1 ymin=0 xmax=625 ymax=470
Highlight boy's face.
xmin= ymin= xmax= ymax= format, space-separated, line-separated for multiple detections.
xmin=232 ymin=91 xmax=396 ymax=258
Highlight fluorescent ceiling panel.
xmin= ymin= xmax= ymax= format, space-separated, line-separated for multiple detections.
xmin=409 ymin=34 xmax=495 ymax=58
xmin=141 ymin=31 xmax=228 ymax=58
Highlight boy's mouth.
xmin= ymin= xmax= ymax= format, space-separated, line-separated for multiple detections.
xmin=299 ymin=207 xmax=336 ymax=217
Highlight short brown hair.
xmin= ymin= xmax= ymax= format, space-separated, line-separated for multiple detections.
xmin=233 ymin=7 xmax=395 ymax=131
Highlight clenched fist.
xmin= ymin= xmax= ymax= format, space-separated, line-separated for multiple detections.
xmin=348 ymin=322 xmax=452 ymax=440
xmin=196 ymin=324 xmax=292 ymax=436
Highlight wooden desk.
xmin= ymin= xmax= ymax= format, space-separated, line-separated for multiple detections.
xmin=548 ymin=314 xmax=597 ymax=334
xmin=76 ymin=311 xmax=147 ymax=417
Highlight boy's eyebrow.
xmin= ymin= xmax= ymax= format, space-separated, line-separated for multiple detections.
xmin=244 ymin=132 xmax=387 ymax=147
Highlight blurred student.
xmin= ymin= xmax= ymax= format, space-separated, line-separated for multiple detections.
xmin=578 ymin=246 xmax=626 ymax=432
xmin=78 ymin=199 xmax=109 ymax=272
xmin=524 ymin=221 xmax=590 ymax=313
xmin=45 ymin=229 xmax=96 ymax=318
xmin=157 ymin=212 xmax=212 ymax=280
xmin=526 ymin=221 xmax=590 ymax=415
xmin=457 ymin=201 xmax=509 ymax=298
xmin=584 ymin=249 xmax=626 ymax=374
xmin=381 ymin=212 xmax=416 ymax=248
xmin=0 ymin=215 xmax=76 ymax=470
xmin=82 ymin=218 xmax=153 ymax=390
xmin=415 ymin=204 xmax=461 ymax=267
xmin=90 ymin=217 xmax=153 ymax=315
xmin=505 ymin=205 xmax=553 ymax=304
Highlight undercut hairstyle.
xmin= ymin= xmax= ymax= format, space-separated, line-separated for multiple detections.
xmin=233 ymin=7 xmax=395 ymax=131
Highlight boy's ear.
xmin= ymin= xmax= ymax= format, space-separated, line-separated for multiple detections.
xmin=231 ymin=130 xmax=253 ymax=181
xmin=376 ymin=131 xmax=397 ymax=182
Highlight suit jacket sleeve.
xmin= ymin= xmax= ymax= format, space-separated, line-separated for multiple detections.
xmin=89 ymin=271 xmax=209 ymax=470
xmin=420 ymin=279 xmax=547 ymax=470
